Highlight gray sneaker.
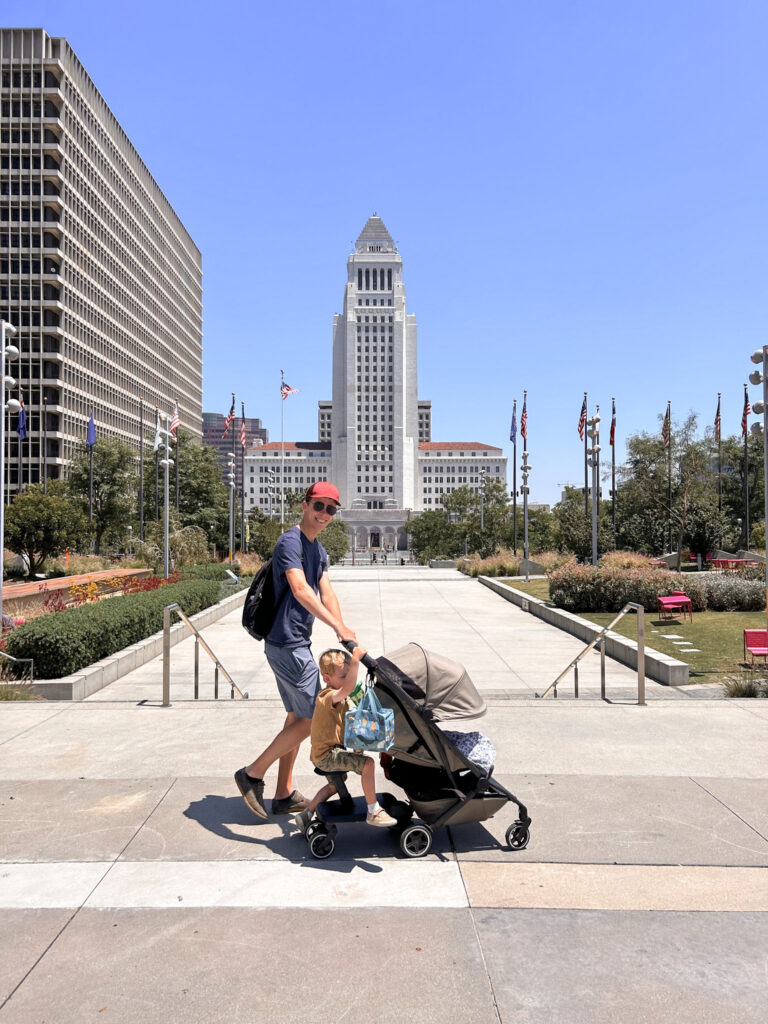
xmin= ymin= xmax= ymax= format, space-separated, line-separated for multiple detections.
xmin=293 ymin=808 xmax=312 ymax=833
xmin=234 ymin=768 xmax=267 ymax=819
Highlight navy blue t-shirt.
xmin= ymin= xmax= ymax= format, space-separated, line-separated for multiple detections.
xmin=266 ymin=525 xmax=329 ymax=647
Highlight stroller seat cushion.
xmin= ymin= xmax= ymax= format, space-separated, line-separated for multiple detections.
xmin=441 ymin=730 xmax=496 ymax=772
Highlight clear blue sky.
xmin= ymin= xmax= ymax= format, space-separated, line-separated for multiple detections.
xmin=6 ymin=0 xmax=767 ymax=505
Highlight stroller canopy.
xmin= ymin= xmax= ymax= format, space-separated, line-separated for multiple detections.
xmin=380 ymin=643 xmax=486 ymax=722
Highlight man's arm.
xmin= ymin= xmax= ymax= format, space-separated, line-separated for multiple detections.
xmin=284 ymin=567 xmax=356 ymax=643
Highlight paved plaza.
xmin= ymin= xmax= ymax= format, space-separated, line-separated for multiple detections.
xmin=1 ymin=566 xmax=767 ymax=1022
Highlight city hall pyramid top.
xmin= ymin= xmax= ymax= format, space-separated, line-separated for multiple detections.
xmin=355 ymin=214 xmax=397 ymax=253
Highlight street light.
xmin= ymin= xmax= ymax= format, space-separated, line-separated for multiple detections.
xmin=520 ymin=449 xmax=531 ymax=581
xmin=0 ymin=320 xmax=20 ymax=625
xmin=749 ymin=346 xmax=768 ymax=630
xmin=157 ymin=411 xmax=174 ymax=579
xmin=587 ymin=411 xmax=601 ymax=565
xmin=226 ymin=452 xmax=236 ymax=563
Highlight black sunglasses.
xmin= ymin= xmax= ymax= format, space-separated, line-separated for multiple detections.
xmin=311 ymin=500 xmax=339 ymax=516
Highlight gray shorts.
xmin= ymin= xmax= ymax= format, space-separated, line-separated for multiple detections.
xmin=314 ymin=747 xmax=369 ymax=780
xmin=264 ymin=643 xmax=321 ymax=720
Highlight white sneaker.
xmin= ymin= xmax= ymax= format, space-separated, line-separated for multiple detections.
xmin=293 ymin=809 xmax=312 ymax=833
xmin=366 ymin=807 xmax=397 ymax=827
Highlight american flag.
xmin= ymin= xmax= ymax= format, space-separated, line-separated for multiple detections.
xmin=662 ymin=403 xmax=671 ymax=448
xmin=240 ymin=402 xmax=247 ymax=449
xmin=577 ymin=395 xmax=587 ymax=441
xmin=742 ymin=385 xmax=751 ymax=437
xmin=714 ymin=394 xmax=721 ymax=442
xmin=281 ymin=381 xmax=299 ymax=400
xmin=170 ymin=401 xmax=179 ymax=440
xmin=610 ymin=398 xmax=616 ymax=447
xmin=222 ymin=397 xmax=235 ymax=438
xmin=520 ymin=393 xmax=528 ymax=443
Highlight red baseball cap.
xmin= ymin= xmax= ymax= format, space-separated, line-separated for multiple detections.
xmin=305 ymin=481 xmax=341 ymax=506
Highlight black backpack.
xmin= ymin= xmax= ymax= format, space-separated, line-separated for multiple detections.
xmin=241 ymin=529 xmax=303 ymax=641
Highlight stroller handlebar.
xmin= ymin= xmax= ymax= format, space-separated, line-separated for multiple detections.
xmin=341 ymin=638 xmax=378 ymax=672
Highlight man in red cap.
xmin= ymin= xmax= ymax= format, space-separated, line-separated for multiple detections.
xmin=235 ymin=480 xmax=357 ymax=818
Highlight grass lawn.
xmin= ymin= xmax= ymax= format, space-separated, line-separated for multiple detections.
xmin=501 ymin=578 xmax=766 ymax=683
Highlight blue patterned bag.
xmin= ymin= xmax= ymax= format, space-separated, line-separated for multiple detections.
xmin=344 ymin=686 xmax=395 ymax=751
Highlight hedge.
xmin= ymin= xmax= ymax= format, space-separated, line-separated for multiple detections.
xmin=7 ymin=579 xmax=221 ymax=679
xmin=182 ymin=562 xmax=241 ymax=580
xmin=548 ymin=564 xmax=764 ymax=613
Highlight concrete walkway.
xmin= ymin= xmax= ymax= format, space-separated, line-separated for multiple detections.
xmin=0 ymin=567 xmax=766 ymax=1023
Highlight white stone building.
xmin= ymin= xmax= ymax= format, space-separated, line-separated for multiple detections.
xmin=245 ymin=216 xmax=506 ymax=550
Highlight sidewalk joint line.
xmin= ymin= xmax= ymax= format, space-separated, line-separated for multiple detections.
xmin=690 ymin=777 xmax=768 ymax=845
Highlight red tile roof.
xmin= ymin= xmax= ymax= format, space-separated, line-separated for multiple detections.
xmin=419 ymin=442 xmax=503 ymax=452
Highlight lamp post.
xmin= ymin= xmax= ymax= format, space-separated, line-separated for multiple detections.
xmin=587 ymin=410 xmax=601 ymax=565
xmin=157 ymin=411 xmax=174 ymax=579
xmin=749 ymin=346 xmax=768 ymax=629
xmin=226 ymin=452 xmax=236 ymax=563
xmin=520 ymin=449 xmax=531 ymax=581
xmin=0 ymin=321 xmax=20 ymax=624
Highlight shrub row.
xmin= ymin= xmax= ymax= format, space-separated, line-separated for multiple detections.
xmin=547 ymin=564 xmax=765 ymax=613
xmin=182 ymin=562 xmax=241 ymax=580
xmin=7 ymin=579 xmax=221 ymax=679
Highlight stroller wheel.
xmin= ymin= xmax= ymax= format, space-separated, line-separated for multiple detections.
xmin=399 ymin=823 xmax=432 ymax=858
xmin=505 ymin=821 xmax=530 ymax=851
xmin=308 ymin=828 xmax=335 ymax=859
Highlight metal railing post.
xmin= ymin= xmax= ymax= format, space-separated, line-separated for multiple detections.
xmin=194 ymin=636 xmax=199 ymax=700
xmin=162 ymin=605 xmax=171 ymax=707
xmin=573 ymin=662 xmax=579 ymax=698
xmin=600 ymin=636 xmax=606 ymax=699
xmin=636 ymin=605 xmax=646 ymax=706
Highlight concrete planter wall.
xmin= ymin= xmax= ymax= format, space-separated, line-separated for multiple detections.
xmin=30 ymin=587 xmax=248 ymax=701
xmin=479 ymin=576 xmax=689 ymax=687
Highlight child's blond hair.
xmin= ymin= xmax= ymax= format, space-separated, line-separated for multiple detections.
xmin=318 ymin=648 xmax=349 ymax=678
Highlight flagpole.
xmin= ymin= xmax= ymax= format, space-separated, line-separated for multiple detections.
xmin=43 ymin=396 xmax=48 ymax=494
xmin=583 ymin=392 xmax=588 ymax=515
xmin=512 ymin=399 xmax=517 ymax=556
xmin=667 ymin=401 xmax=672 ymax=553
xmin=139 ymin=399 xmax=144 ymax=541
xmin=611 ymin=397 xmax=616 ymax=537
xmin=88 ymin=436 xmax=93 ymax=523
xmin=280 ymin=370 xmax=285 ymax=528
xmin=241 ymin=401 xmax=246 ymax=555
xmin=716 ymin=393 xmax=722 ymax=514
xmin=175 ymin=402 xmax=180 ymax=511
xmin=230 ymin=392 xmax=236 ymax=558
xmin=155 ymin=408 xmax=160 ymax=521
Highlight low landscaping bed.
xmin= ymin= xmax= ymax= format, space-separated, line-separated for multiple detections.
xmin=5 ymin=577 xmax=230 ymax=679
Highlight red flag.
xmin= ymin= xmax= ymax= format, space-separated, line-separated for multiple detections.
xmin=520 ymin=393 xmax=528 ymax=443
xmin=222 ymin=396 xmax=235 ymax=438
xmin=714 ymin=394 xmax=721 ymax=442
xmin=742 ymin=385 xmax=751 ymax=437
xmin=610 ymin=398 xmax=616 ymax=447
xmin=577 ymin=395 xmax=587 ymax=441
xmin=281 ymin=381 xmax=299 ymax=400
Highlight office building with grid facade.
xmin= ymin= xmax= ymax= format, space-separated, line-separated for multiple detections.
xmin=246 ymin=215 xmax=506 ymax=551
xmin=0 ymin=28 xmax=202 ymax=491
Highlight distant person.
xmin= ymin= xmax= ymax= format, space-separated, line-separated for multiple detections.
xmin=235 ymin=481 xmax=357 ymax=818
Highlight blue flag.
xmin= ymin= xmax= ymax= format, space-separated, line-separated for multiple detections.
xmin=17 ymin=397 xmax=26 ymax=441
xmin=86 ymin=410 xmax=96 ymax=449
xmin=509 ymin=407 xmax=516 ymax=444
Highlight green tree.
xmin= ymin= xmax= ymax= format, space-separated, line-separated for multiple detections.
xmin=68 ymin=437 xmax=136 ymax=554
xmin=5 ymin=481 xmax=91 ymax=576
xmin=683 ymin=500 xmax=731 ymax=562
xmin=247 ymin=507 xmax=283 ymax=560
xmin=321 ymin=518 xmax=349 ymax=565
xmin=552 ymin=486 xmax=613 ymax=561
xmin=718 ymin=434 xmax=764 ymax=548
xmin=405 ymin=509 xmax=461 ymax=563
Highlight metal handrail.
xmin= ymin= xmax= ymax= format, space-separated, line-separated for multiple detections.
xmin=535 ymin=601 xmax=646 ymax=705
xmin=0 ymin=648 xmax=34 ymax=682
xmin=162 ymin=603 xmax=248 ymax=706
